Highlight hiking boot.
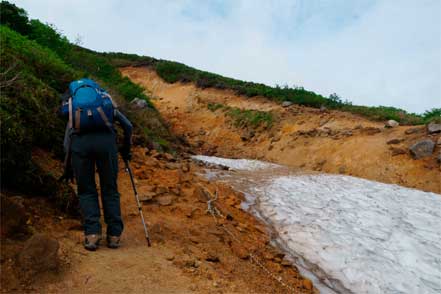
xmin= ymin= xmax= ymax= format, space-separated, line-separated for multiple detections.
xmin=107 ymin=235 xmax=121 ymax=249
xmin=84 ymin=234 xmax=102 ymax=251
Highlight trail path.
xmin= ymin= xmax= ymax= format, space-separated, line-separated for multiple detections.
xmin=36 ymin=167 xmax=212 ymax=294
xmin=12 ymin=151 xmax=314 ymax=294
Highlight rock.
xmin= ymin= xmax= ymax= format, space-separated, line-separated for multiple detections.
xmin=342 ymin=130 xmax=353 ymax=137
xmin=320 ymin=105 xmax=327 ymax=112
xmin=281 ymin=101 xmax=293 ymax=107
xmin=17 ymin=234 xmax=60 ymax=275
xmin=409 ymin=139 xmax=435 ymax=159
xmin=438 ymin=152 xmax=441 ymax=163
xmin=155 ymin=186 xmax=169 ymax=195
xmin=165 ymin=162 xmax=179 ymax=170
xmin=437 ymin=137 xmax=441 ymax=146
xmin=338 ymin=166 xmax=347 ymax=174
xmin=138 ymin=192 xmax=156 ymax=202
xmin=281 ymin=258 xmax=292 ymax=267
xmin=156 ymin=195 xmax=175 ymax=206
xmin=302 ymin=278 xmax=313 ymax=290
xmin=130 ymin=97 xmax=149 ymax=109
xmin=241 ymin=131 xmax=255 ymax=141
xmin=271 ymin=134 xmax=281 ymax=143
xmin=390 ymin=147 xmax=407 ymax=156
xmin=313 ymin=160 xmax=327 ymax=171
xmin=385 ymin=120 xmax=399 ymax=128
xmin=361 ymin=127 xmax=381 ymax=135
xmin=1 ymin=195 xmax=27 ymax=237
xmin=137 ymin=185 xmax=155 ymax=199
xmin=230 ymin=243 xmax=249 ymax=259
xmin=405 ymin=127 xmax=422 ymax=135
xmin=163 ymin=153 xmax=175 ymax=161
xmin=205 ymin=252 xmax=220 ymax=263
xmin=387 ymin=138 xmax=403 ymax=145
xmin=427 ymin=123 xmax=441 ymax=134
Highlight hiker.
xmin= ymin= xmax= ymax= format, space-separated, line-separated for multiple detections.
xmin=60 ymin=78 xmax=133 ymax=251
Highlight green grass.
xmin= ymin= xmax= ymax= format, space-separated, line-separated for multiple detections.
xmin=207 ymin=102 xmax=224 ymax=112
xmin=207 ymin=103 xmax=274 ymax=129
xmin=226 ymin=108 xmax=274 ymax=129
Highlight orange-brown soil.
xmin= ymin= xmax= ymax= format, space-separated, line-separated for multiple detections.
xmin=1 ymin=148 xmax=316 ymax=293
xmin=121 ymin=66 xmax=440 ymax=194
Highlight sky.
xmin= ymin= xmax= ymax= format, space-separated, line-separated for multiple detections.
xmin=11 ymin=0 xmax=441 ymax=113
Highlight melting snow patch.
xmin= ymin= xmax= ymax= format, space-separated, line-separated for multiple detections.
xmin=192 ymin=155 xmax=279 ymax=171
xmin=256 ymin=174 xmax=441 ymax=294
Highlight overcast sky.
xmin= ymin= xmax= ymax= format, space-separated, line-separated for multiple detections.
xmin=12 ymin=0 xmax=441 ymax=113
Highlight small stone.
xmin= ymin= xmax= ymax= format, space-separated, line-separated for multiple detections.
xmin=385 ymin=120 xmax=399 ymax=128
xmin=362 ymin=127 xmax=381 ymax=135
xmin=17 ymin=234 xmax=60 ymax=275
xmin=281 ymin=101 xmax=293 ymax=107
xmin=205 ymin=252 xmax=220 ymax=263
xmin=231 ymin=244 xmax=249 ymax=259
xmin=338 ymin=166 xmax=347 ymax=174
xmin=409 ymin=139 xmax=435 ymax=159
xmin=166 ymin=255 xmax=175 ymax=261
xmin=130 ymin=97 xmax=149 ymax=109
xmin=390 ymin=147 xmax=407 ymax=156
xmin=302 ymin=278 xmax=313 ymax=290
xmin=165 ymin=163 xmax=179 ymax=170
xmin=189 ymin=236 xmax=199 ymax=244
xmin=155 ymin=186 xmax=169 ymax=195
xmin=163 ymin=153 xmax=175 ymax=161
xmin=405 ymin=127 xmax=422 ymax=135
xmin=387 ymin=138 xmax=403 ymax=145
xmin=427 ymin=123 xmax=441 ymax=134
xmin=138 ymin=192 xmax=155 ymax=202
xmin=156 ymin=195 xmax=174 ymax=206
xmin=281 ymin=258 xmax=292 ymax=267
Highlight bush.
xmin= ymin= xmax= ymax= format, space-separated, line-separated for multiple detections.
xmin=0 ymin=26 xmax=78 ymax=191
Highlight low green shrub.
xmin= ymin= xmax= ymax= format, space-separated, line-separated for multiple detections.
xmin=226 ymin=107 xmax=274 ymax=129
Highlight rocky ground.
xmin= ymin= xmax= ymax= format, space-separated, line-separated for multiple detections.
xmin=121 ymin=66 xmax=440 ymax=194
xmin=1 ymin=148 xmax=316 ymax=293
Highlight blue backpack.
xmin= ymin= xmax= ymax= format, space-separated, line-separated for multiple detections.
xmin=61 ymin=78 xmax=117 ymax=132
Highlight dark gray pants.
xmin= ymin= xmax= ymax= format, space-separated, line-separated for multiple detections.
xmin=71 ymin=132 xmax=123 ymax=236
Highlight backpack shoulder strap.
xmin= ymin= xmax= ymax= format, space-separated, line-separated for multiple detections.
xmin=101 ymin=91 xmax=118 ymax=108
xmin=68 ymin=97 xmax=73 ymax=129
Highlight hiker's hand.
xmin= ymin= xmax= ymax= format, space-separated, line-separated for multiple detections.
xmin=119 ymin=145 xmax=132 ymax=162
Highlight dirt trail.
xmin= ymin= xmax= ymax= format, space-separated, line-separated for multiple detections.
xmin=121 ymin=66 xmax=440 ymax=194
xmin=1 ymin=149 xmax=315 ymax=294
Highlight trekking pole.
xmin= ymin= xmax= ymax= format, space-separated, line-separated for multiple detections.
xmin=124 ymin=160 xmax=151 ymax=247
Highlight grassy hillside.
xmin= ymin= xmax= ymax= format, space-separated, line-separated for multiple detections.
xmin=0 ymin=2 xmax=172 ymax=206
xmin=102 ymin=53 xmax=440 ymax=126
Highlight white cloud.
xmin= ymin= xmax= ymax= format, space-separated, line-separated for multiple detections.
xmin=11 ymin=0 xmax=441 ymax=113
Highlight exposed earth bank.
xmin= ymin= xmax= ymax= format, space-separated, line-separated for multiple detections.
xmin=121 ymin=66 xmax=440 ymax=194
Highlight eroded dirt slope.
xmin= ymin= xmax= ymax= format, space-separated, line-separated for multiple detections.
xmin=121 ymin=66 xmax=440 ymax=193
